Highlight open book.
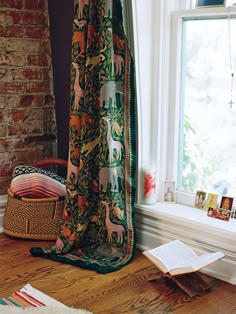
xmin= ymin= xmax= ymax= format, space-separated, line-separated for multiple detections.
xmin=143 ymin=239 xmax=224 ymax=276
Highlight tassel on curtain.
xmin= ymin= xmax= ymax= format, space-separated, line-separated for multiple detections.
xmin=30 ymin=0 xmax=136 ymax=273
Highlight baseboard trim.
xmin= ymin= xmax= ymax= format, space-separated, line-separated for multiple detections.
xmin=135 ymin=203 xmax=236 ymax=285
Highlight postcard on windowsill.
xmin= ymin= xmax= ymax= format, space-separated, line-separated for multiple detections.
xmin=204 ymin=193 xmax=218 ymax=211
xmin=194 ymin=191 xmax=207 ymax=209
xmin=207 ymin=207 xmax=231 ymax=222
xmin=219 ymin=196 xmax=233 ymax=211
xmin=163 ymin=181 xmax=175 ymax=203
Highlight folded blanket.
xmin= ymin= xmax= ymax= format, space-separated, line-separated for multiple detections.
xmin=10 ymin=166 xmax=66 ymax=198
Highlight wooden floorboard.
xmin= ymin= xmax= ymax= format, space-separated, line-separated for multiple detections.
xmin=0 ymin=233 xmax=236 ymax=313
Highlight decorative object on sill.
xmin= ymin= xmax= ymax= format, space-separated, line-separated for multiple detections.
xmin=206 ymin=195 xmax=233 ymax=221
xmin=204 ymin=192 xmax=218 ymax=211
xmin=163 ymin=181 xmax=176 ymax=203
xmin=207 ymin=207 xmax=231 ymax=221
xmin=142 ymin=163 xmax=157 ymax=205
xmin=227 ymin=6 xmax=236 ymax=108
xmin=196 ymin=0 xmax=225 ymax=8
xmin=220 ymin=195 xmax=233 ymax=210
xmin=194 ymin=190 xmax=207 ymax=209
xmin=231 ymin=206 xmax=236 ymax=218
xmin=3 ymin=159 xmax=67 ymax=240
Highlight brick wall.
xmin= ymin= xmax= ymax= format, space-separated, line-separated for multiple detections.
xmin=0 ymin=0 xmax=57 ymax=192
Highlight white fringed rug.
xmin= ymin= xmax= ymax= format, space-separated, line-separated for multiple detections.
xmin=0 ymin=284 xmax=92 ymax=314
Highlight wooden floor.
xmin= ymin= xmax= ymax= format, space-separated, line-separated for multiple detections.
xmin=1 ymin=234 xmax=236 ymax=314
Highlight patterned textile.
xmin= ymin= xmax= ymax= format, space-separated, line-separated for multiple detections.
xmin=10 ymin=166 xmax=66 ymax=198
xmin=0 ymin=284 xmax=67 ymax=308
xmin=30 ymin=0 xmax=136 ymax=273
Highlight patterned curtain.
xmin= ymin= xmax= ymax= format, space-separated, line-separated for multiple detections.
xmin=31 ymin=0 xmax=136 ymax=273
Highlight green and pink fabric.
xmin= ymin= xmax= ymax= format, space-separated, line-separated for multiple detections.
xmin=30 ymin=0 xmax=136 ymax=273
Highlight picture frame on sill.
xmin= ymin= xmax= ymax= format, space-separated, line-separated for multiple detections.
xmin=196 ymin=0 xmax=225 ymax=8
xmin=204 ymin=192 xmax=218 ymax=211
xmin=194 ymin=191 xmax=207 ymax=209
xmin=207 ymin=207 xmax=230 ymax=221
xmin=163 ymin=181 xmax=175 ymax=202
xmin=219 ymin=196 xmax=233 ymax=211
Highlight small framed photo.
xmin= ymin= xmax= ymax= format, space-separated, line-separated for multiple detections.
xmin=196 ymin=0 xmax=225 ymax=8
xmin=220 ymin=196 xmax=233 ymax=211
xmin=207 ymin=207 xmax=230 ymax=222
xmin=194 ymin=191 xmax=207 ymax=209
xmin=163 ymin=181 xmax=175 ymax=202
xmin=204 ymin=193 xmax=218 ymax=211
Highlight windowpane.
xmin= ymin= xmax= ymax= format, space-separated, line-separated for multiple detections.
xmin=178 ymin=17 xmax=236 ymax=197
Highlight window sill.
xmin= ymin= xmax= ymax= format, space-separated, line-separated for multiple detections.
xmin=135 ymin=201 xmax=236 ymax=234
xmin=134 ymin=202 xmax=236 ymax=285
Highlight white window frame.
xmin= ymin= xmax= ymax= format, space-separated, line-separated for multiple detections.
xmin=168 ymin=6 xmax=236 ymax=207
xmin=131 ymin=0 xmax=193 ymax=206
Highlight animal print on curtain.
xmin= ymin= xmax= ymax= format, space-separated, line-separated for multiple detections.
xmin=30 ymin=0 xmax=136 ymax=273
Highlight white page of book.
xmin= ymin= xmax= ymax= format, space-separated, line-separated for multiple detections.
xmin=147 ymin=240 xmax=197 ymax=272
xmin=175 ymin=251 xmax=224 ymax=270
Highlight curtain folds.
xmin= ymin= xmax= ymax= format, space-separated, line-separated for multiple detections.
xmin=30 ymin=0 xmax=136 ymax=273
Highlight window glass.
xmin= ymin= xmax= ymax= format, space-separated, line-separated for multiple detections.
xmin=177 ymin=16 xmax=236 ymax=197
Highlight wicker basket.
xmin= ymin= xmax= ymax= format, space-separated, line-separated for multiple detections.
xmin=3 ymin=159 xmax=67 ymax=240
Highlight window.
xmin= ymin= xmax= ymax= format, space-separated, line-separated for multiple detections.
xmin=169 ymin=6 xmax=236 ymax=206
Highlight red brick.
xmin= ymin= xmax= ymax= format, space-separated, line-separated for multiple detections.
xmin=24 ymin=0 xmax=44 ymax=10
xmin=0 ymin=164 xmax=14 ymax=176
xmin=0 ymin=26 xmax=5 ymax=37
xmin=26 ymin=81 xmax=51 ymax=93
xmin=19 ymin=95 xmax=44 ymax=108
xmin=0 ymin=0 xmax=23 ymax=9
xmin=8 ymin=123 xmax=41 ymax=136
xmin=10 ymin=110 xmax=25 ymax=122
xmin=0 ymin=139 xmax=25 ymax=152
xmin=0 ymin=82 xmax=25 ymax=93
xmin=0 ymin=0 xmax=56 ymax=176
xmin=5 ymin=25 xmax=24 ymax=38
xmin=27 ymin=54 xmax=49 ymax=66
xmin=13 ymin=69 xmax=43 ymax=81
xmin=24 ymin=26 xmax=48 ymax=39
xmin=13 ymin=139 xmax=25 ymax=149
xmin=0 ymin=139 xmax=9 ymax=152
xmin=5 ymin=11 xmax=43 ymax=26
xmin=15 ymin=150 xmax=44 ymax=163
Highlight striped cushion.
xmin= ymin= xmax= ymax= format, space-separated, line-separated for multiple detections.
xmin=10 ymin=166 xmax=66 ymax=198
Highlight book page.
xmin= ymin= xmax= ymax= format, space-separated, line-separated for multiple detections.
xmin=145 ymin=240 xmax=197 ymax=272
xmin=170 ymin=251 xmax=224 ymax=274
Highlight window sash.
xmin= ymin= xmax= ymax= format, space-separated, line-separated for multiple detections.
xmin=169 ymin=6 xmax=236 ymax=206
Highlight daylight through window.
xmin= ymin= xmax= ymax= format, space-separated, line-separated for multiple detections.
xmin=177 ymin=16 xmax=236 ymax=198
